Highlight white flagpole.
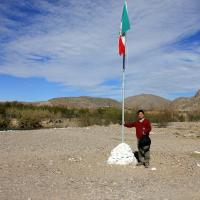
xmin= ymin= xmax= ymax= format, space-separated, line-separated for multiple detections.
xmin=121 ymin=53 xmax=125 ymax=143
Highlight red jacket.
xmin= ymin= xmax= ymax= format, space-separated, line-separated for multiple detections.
xmin=124 ymin=118 xmax=151 ymax=140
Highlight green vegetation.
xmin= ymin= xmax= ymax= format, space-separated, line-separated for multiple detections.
xmin=0 ymin=102 xmax=122 ymax=130
xmin=1 ymin=102 xmax=200 ymax=130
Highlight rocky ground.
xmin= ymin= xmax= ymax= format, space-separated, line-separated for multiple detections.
xmin=0 ymin=122 xmax=200 ymax=200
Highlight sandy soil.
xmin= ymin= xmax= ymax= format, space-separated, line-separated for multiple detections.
xmin=0 ymin=122 xmax=200 ymax=200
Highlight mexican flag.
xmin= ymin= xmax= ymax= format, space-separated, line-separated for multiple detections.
xmin=118 ymin=0 xmax=130 ymax=56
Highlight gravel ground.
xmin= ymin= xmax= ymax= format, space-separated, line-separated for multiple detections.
xmin=0 ymin=122 xmax=200 ymax=200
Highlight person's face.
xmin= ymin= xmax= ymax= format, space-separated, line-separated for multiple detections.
xmin=137 ymin=112 xmax=144 ymax=120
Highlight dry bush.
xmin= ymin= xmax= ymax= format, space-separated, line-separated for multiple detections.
xmin=0 ymin=116 xmax=10 ymax=130
xmin=18 ymin=109 xmax=53 ymax=129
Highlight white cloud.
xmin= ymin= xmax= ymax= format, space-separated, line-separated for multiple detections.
xmin=0 ymin=0 xmax=200 ymax=100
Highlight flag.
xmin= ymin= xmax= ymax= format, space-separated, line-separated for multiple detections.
xmin=118 ymin=0 xmax=130 ymax=56
xmin=119 ymin=35 xmax=125 ymax=56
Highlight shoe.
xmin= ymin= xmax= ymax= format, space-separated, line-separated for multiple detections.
xmin=136 ymin=162 xmax=143 ymax=166
xmin=144 ymin=163 xmax=150 ymax=168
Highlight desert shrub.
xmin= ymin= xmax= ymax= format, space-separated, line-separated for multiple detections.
xmin=0 ymin=116 xmax=10 ymax=130
xmin=187 ymin=111 xmax=200 ymax=121
xmin=5 ymin=107 xmax=22 ymax=119
xmin=0 ymin=104 xmax=6 ymax=117
xmin=125 ymin=109 xmax=137 ymax=122
xmin=42 ymin=106 xmax=76 ymax=118
xmin=177 ymin=114 xmax=186 ymax=122
xmin=78 ymin=107 xmax=122 ymax=127
xmin=78 ymin=108 xmax=104 ymax=127
xmin=5 ymin=100 xmax=200 ymax=129
xmin=18 ymin=109 xmax=54 ymax=129
xmin=78 ymin=112 xmax=92 ymax=127
xmin=89 ymin=111 xmax=103 ymax=126
xmin=104 ymin=108 xmax=121 ymax=124
xmin=145 ymin=110 xmax=173 ymax=128
xmin=18 ymin=110 xmax=41 ymax=129
xmin=169 ymin=111 xmax=181 ymax=122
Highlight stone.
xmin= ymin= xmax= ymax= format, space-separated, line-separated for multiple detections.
xmin=107 ymin=143 xmax=137 ymax=165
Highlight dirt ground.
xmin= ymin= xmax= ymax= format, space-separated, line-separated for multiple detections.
xmin=0 ymin=122 xmax=200 ymax=200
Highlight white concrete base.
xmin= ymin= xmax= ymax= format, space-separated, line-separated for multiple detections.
xmin=107 ymin=143 xmax=137 ymax=165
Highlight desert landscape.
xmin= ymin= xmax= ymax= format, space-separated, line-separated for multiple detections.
xmin=0 ymin=122 xmax=200 ymax=200
xmin=1 ymin=1 xmax=200 ymax=200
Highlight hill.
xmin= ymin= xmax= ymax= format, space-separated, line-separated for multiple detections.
xmin=125 ymin=94 xmax=171 ymax=110
xmin=171 ymin=90 xmax=200 ymax=111
xmin=46 ymin=96 xmax=121 ymax=109
xmin=2 ymin=89 xmax=200 ymax=111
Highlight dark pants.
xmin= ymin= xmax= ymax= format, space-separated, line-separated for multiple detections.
xmin=137 ymin=142 xmax=150 ymax=165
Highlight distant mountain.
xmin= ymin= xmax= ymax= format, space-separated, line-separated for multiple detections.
xmin=125 ymin=94 xmax=171 ymax=110
xmin=45 ymin=96 xmax=121 ymax=109
xmin=171 ymin=90 xmax=200 ymax=111
xmin=2 ymin=89 xmax=200 ymax=111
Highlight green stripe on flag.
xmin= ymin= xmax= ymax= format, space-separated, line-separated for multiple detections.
xmin=121 ymin=1 xmax=130 ymax=34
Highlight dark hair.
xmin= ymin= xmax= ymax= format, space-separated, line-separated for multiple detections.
xmin=137 ymin=109 xmax=144 ymax=114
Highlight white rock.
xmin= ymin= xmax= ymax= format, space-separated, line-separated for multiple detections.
xmin=107 ymin=143 xmax=137 ymax=165
xmin=194 ymin=151 xmax=200 ymax=154
xmin=197 ymin=163 xmax=200 ymax=167
xmin=151 ymin=167 xmax=157 ymax=171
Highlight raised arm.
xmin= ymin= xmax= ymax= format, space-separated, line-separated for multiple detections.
xmin=124 ymin=121 xmax=136 ymax=128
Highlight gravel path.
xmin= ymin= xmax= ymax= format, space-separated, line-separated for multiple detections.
xmin=0 ymin=123 xmax=200 ymax=200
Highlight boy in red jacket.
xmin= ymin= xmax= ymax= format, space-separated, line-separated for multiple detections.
xmin=124 ymin=110 xmax=152 ymax=168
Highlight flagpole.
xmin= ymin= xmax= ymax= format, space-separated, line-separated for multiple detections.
xmin=121 ymin=54 xmax=125 ymax=143
xmin=119 ymin=0 xmax=130 ymax=143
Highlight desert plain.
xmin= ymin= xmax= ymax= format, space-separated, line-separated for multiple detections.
xmin=0 ymin=122 xmax=200 ymax=200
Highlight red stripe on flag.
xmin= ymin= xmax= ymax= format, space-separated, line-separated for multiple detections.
xmin=118 ymin=35 xmax=125 ymax=56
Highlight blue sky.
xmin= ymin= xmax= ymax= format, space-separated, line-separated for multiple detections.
xmin=0 ymin=0 xmax=200 ymax=102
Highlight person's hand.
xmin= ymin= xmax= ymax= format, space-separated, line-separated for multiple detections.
xmin=142 ymin=127 xmax=146 ymax=135
xmin=124 ymin=123 xmax=127 ymax=127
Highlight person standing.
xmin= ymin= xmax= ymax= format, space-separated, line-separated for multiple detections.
xmin=124 ymin=109 xmax=152 ymax=168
